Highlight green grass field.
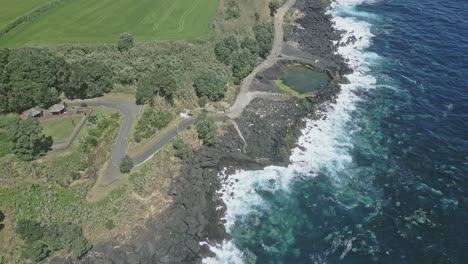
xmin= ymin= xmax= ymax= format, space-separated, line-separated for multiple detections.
xmin=0 ymin=0 xmax=218 ymax=47
xmin=0 ymin=0 xmax=51 ymax=28
xmin=42 ymin=116 xmax=83 ymax=142
xmin=0 ymin=131 xmax=10 ymax=157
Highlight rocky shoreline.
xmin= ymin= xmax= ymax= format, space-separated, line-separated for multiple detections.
xmin=51 ymin=0 xmax=348 ymax=263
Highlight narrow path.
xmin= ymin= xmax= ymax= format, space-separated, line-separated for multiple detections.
xmin=227 ymin=0 xmax=297 ymax=119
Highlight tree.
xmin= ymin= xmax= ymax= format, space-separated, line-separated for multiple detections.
xmin=117 ymin=33 xmax=134 ymax=52
xmin=9 ymin=119 xmax=53 ymax=161
xmin=120 ymin=155 xmax=134 ymax=173
xmin=194 ymin=70 xmax=228 ymax=101
xmin=241 ymin=38 xmax=260 ymax=56
xmin=230 ymin=49 xmax=258 ymax=84
xmin=66 ymin=59 xmax=113 ymax=99
xmin=172 ymin=137 xmax=193 ymax=160
xmin=22 ymin=241 xmax=49 ymax=262
xmin=135 ymin=56 xmax=183 ymax=104
xmin=196 ymin=118 xmax=217 ymax=146
xmin=269 ymin=1 xmax=280 ymax=16
xmin=16 ymin=219 xmax=45 ymax=242
xmin=254 ymin=24 xmax=274 ymax=58
xmin=0 ymin=48 xmax=68 ymax=113
xmin=215 ymin=36 xmax=239 ymax=64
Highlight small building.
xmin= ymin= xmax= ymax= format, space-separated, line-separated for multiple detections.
xmin=48 ymin=103 xmax=66 ymax=115
xmin=21 ymin=107 xmax=43 ymax=119
xmin=179 ymin=109 xmax=191 ymax=118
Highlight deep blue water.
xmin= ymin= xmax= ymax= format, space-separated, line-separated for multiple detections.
xmin=206 ymin=0 xmax=468 ymax=263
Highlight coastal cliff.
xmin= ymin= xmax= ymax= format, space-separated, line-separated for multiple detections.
xmin=51 ymin=0 xmax=348 ymax=263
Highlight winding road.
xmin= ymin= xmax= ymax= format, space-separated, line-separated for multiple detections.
xmin=72 ymin=0 xmax=296 ymax=186
xmin=228 ymin=0 xmax=297 ymax=118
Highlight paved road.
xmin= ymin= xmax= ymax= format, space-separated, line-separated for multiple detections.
xmin=69 ymin=98 xmax=142 ymax=185
xmin=131 ymin=114 xmax=229 ymax=166
xmin=228 ymin=0 xmax=297 ymax=119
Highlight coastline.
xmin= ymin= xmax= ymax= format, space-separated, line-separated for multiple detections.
xmin=51 ymin=0 xmax=349 ymax=263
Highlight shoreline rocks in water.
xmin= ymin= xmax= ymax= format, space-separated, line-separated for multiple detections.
xmin=51 ymin=0 xmax=349 ymax=263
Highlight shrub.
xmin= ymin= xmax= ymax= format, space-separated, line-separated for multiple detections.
xmin=254 ymin=24 xmax=274 ymax=58
xmin=80 ymin=102 xmax=88 ymax=107
xmin=194 ymin=70 xmax=228 ymax=101
xmin=196 ymin=118 xmax=217 ymax=146
xmin=172 ymin=138 xmax=193 ymax=160
xmin=134 ymin=108 xmax=172 ymax=142
xmin=117 ymin=33 xmax=134 ymax=52
xmin=119 ymin=155 xmax=134 ymax=173
xmin=269 ymin=1 xmax=280 ymax=16
xmin=105 ymin=219 xmax=115 ymax=230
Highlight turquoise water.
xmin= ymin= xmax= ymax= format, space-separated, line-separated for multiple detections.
xmin=280 ymin=66 xmax=330 ymax=93
xmin=206 ymin=0 xmax=467 ymax=263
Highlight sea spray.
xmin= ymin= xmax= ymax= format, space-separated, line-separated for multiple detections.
xmin=204 ymin=0 xmax=379 ymax=262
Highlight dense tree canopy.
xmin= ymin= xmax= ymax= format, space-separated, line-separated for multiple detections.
xmin=9 ymin=118 xmax=53 ymax=161
xmin=0 ymin=48 xmax=68 ymax=113
xmin=231 ymin=49 xmax=258 ymax=84
xmin=16 ymin=219 xmax=91 ymax=261
xmin=117 ymin=33 xmax=134 ymax=52
xmin=194 ymin=70 xmax=228 ymax=101
xmin=135 ymin=56 xmax=183 ymax=104
xmin=254 ymin=24 xmax=274 ymax=58
xmin=215 ymin=36 xmax=239 ymax=65
xmin=66 ymin=59 xmax=114 ymax=99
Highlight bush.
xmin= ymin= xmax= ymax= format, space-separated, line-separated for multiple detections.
xmin=269 ymin=1 xmax=280 ymax=16
xmin=117 ymin=33 xmax=134 ymax=52
xmin=215 ymin=36 xmax=239 ymax=64
xmin=225 ymin=1 xmax=240 ymax=20
xmin=254 ymin=24 xmax=274 ymax=58
xmin=16 ymin=219 xmax=91 ymax=261
xmin=134 ymin=108 xmax=172 ymax=142
xmin=194 ymin=70 xmax=228 ymax=101
xmin=119 ymin=155 xmax=133 ymax=173
xmin=105 ymin=219 xmax=115 ymax=230
xmin=21 ymin=241 xmax=49 ymax=262
xmin=196 ymin=118 xmax=217 ymax=146
xmin=9 ymin=118 xmax=53 ymax=161
xmin=66 ymin=59 xmax=114 ymax=99
xmin=172 ymin=138 xmax=193 ymax=160
xmin=80 ymin=102 xmax=88 ymax=107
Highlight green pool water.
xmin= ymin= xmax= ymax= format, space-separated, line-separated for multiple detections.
xmin=279 ymin=65 xmax=330 ymax=94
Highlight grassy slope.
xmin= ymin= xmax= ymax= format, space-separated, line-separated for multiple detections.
xmin=0 ymin=0 xmax=51 ymax=28
xmin=0 ymin=131 xmax=10 ymax=157
xmin=0 ymin=0 xmax=218 ymax=47
xmin=41 ymin=116 xmax=83 ymax=142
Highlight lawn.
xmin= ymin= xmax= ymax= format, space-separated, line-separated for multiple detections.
xmin=0 ymin=131 xmax=10 ymax=157
xmin=41 ymin=116 xmax=83 ymax=142
xmin=0 ymin=0 xmax=51 ymax=28
xmin=0 ymin=0 xmax=218 ymax=47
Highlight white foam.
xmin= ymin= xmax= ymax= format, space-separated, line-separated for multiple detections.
xmin=204 ymin=0 xmax=378 ymax=263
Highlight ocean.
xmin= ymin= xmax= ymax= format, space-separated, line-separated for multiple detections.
xmin=205 ymin=0 xmax=468 ymax=263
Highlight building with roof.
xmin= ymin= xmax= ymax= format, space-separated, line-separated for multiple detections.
xmin=21 ymin=107 xmax=43 ymax=119
xmin=48 ymin=103 xmax=66 ymax=115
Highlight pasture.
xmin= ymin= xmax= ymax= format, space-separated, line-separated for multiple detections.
xmin=0 ymin=0 xmax=218 ymax=47
xmin=42 ymin=116 xmax=83 ymax=142
xmin=0 ymin=0 xmax=50 ymax=28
